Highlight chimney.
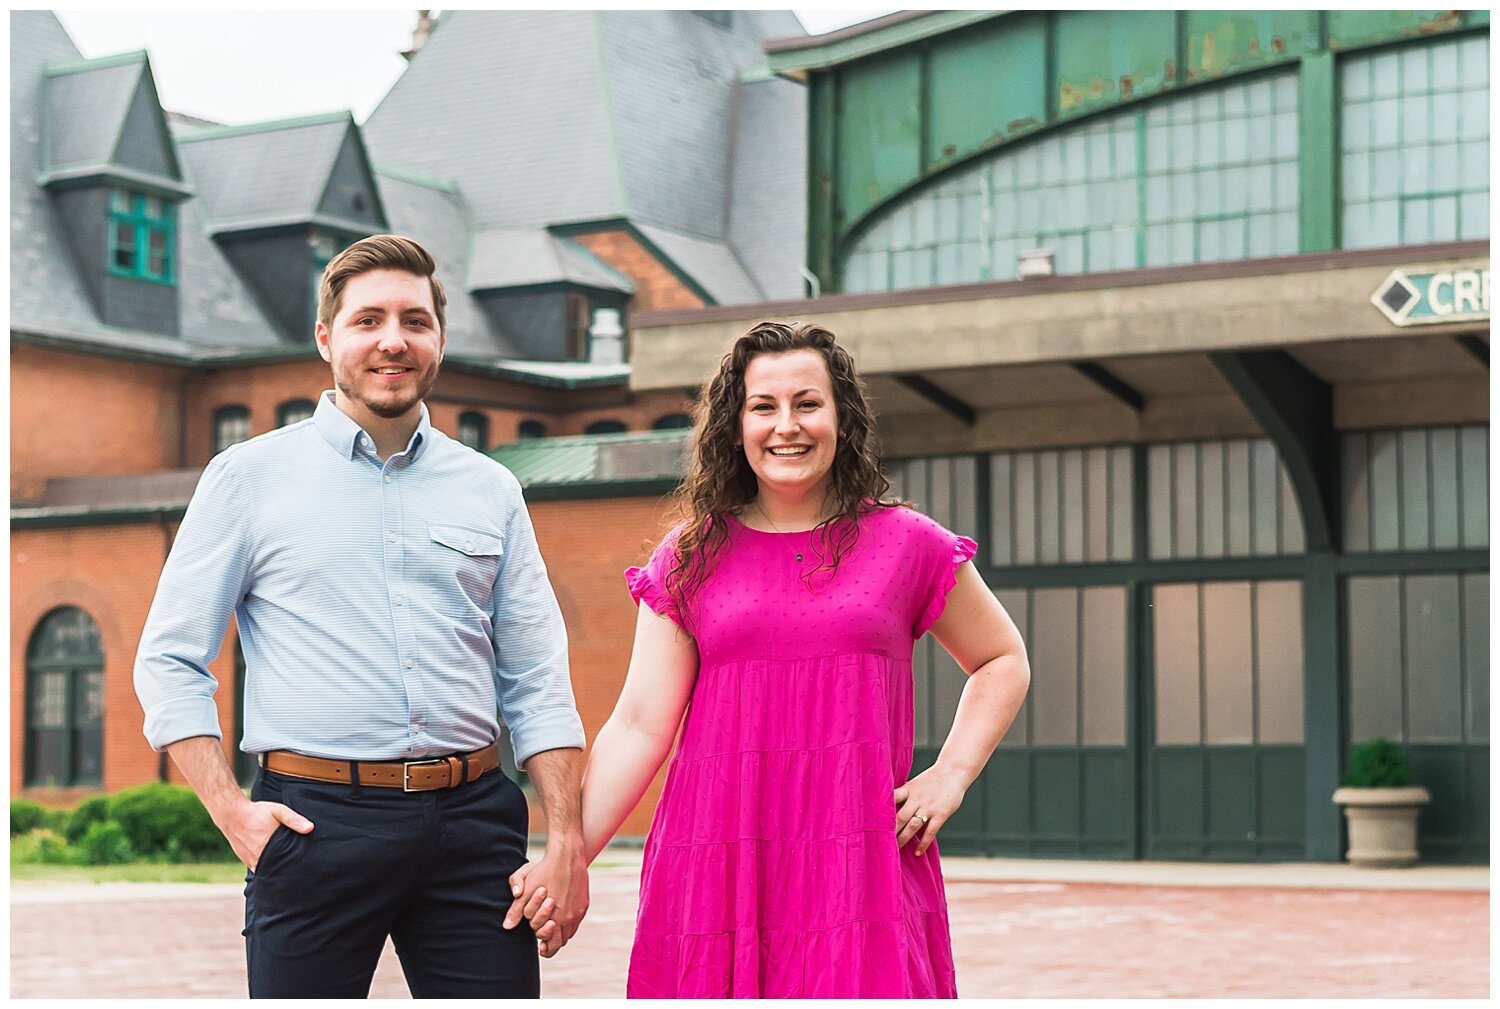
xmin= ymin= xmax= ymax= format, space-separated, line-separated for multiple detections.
xmin=402 ymin=10 xmax=435 ymax=61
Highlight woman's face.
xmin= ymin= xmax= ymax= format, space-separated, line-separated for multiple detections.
xmin=739 ymin=348 xmax=839 ymax=504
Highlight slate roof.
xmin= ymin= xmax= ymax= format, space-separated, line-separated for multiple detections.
xmin=362 ymin=10 xmax=808 ymax=303
xmin=176 ymin=113 xmax=367 ymax=233
xmin=469 ymin=229 xmax=635 ymax=295
xmin=489 ymin=429 xmax=689 ymax=487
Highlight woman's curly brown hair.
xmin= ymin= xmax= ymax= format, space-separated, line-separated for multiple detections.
xmin=664 ymin=320 xmax=900 ymax=623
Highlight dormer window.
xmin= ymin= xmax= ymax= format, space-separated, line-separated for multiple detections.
xmin=109 ymin=189 xmax=175 ymax=284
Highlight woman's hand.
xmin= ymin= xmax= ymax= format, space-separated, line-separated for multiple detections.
xmin=894 ymin=764 xmax=969 ymax=856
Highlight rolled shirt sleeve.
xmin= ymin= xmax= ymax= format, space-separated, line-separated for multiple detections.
xmin=133 ymin=454 xmax=252 ymax=750
xmin=490 ymin=475 xmax=586 ymax=767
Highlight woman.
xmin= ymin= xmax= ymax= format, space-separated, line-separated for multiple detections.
xmin=582 ymin=321 xmax=1027 ymax=996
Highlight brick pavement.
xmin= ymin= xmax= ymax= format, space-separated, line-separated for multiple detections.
xmin=10 ymin=864 xmax=1488 ymax=998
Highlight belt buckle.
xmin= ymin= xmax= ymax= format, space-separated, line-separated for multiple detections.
xmin=402 ymin=758 xmax=448 ymax=792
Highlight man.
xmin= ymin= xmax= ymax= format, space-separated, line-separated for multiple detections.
xmin=134 ymin=235 xmax=586 ymax=997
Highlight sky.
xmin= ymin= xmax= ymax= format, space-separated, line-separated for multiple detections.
xmin=52 ymin=9 xmax=898 ymax=126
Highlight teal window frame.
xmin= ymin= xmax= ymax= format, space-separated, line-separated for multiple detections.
xmin=108 ymin=189 xmax=176 ymax=285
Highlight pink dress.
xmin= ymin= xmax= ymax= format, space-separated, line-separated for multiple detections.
xmin=623 ymin=505 xmax=977 ymax=998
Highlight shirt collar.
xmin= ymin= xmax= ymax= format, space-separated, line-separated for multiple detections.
xmin=313 ymin=391 xmax=432 ymax=463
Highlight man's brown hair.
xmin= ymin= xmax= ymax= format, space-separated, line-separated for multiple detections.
xmin=316 ymin=234 xmax=448 ymax=334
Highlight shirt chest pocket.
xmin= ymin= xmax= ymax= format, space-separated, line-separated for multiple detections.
xmin=429 ymin=524 xmax=505 ymax=608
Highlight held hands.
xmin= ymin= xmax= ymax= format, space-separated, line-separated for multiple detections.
xmin=894 ymin=765 xmax=968 ymax=857
xmin=219 ymin=799 xmax=314 ymax=871
xmin=503 ymin=848 xmax=590 ymax=958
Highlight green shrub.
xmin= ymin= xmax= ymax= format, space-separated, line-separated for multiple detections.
xmin=11 ymin=798 xmax=48 ymax=837
xmin=64 ymin=795 xmax=113 ymax=843
xmin=1343 ymin=738 xmax=1410 ymax=788
xmin=76 ymin=820 xmax=134 ymax=865
xmin=11 ymin=830 xmax=77 ymax=865
xmin=108 ymin=782 xmax=231 ymax=861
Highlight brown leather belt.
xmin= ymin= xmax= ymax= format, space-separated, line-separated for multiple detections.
xmin=261 ymin=741 xmax=502 ymax=792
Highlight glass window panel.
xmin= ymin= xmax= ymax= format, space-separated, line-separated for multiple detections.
xmin=1399 ymin=429 xmax=1431 ymax=550
xmin=147 ymin=229 xmax=168 ymax=276
xmin=30 ymin=670 xmax=68 ymax=727
xmin=1368 ymin=431 xmax=1401 ymax=550
xmin=994 ymin=589 xmax=1030 ymax=746
xmin=1148 ymin=444 xmax=1173 ymax=559
xmin=1226 ymin=440 xmax=1252 ymax=555
xmin=930 ymin=631 xmax=968 ymax=738
xmin=1255 ymin=580 xmax=1304 ymax=744
xmin=1037 ymin=450 xmax=1061 ymax=564
xmin=1404 ymin=574 xmax=1463 ymax=743
xmin=1428 ymin=195 xmax=1458 ymax=242
xmin=1110 ymin=445 xmax=1134 ymax=562
xmin=1428 ymin=428 xmax=1461 ymax=549
xmin=1198 ymin=442 xmax=1224 ymax=557
xmin=1347 ymin=576 xmax=1405 ymax=742
xmin=1081 ymin=586 xmax=1127 ymax=746
xmin=929 ymin=455 xmax=953 ymax=529
xmin=1458 ymin=426 xmax=1487 ymax=548
xmin=952 ymin=456 xmax=978 ymax=543
xmin=1030 ymin=588 xmax=1079 ymax=745
xmin=904 ymin=457 xmax=930 ymax=512
xmin=1086 ymin=447 xmax=1110 ymax=563
xmin=989 ymin=454 xmax=1013 ymax=567
xmin=1462 ymin=574 xmax=1488 ymax=744
xmin=1278 ymin=464 xmax=1305 ymax=554
xmin=1174 ymin=443 xmax=1199 ymax=557
xmin=1154 ymin=584 xmax=1201 ymax=745
xmin=113 ymin=224 xmax=137 ymax=269
xmin=1014 ymin=452 xmax=1037 ymax=565
xmin=1252 ymin=439 xmax=1279 ymax=555
xmin=1459 ymin=191 xmax=1488 ymax=240
xmin=1343 ymin=433 xmax=1372 ymax=551
xmin=1203 ymin=582 xmax=1255 ymax=744
xmin=1062 ymin=449 xmax=1086 ymax=563
xmin=1404 ymin=197 xmax=1432 ymax=244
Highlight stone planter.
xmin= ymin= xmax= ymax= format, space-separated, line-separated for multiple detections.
xmin=1332 ymin=786 xmax=1431 ymax=867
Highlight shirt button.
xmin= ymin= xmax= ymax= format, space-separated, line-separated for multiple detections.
xmin=395 ymin=595 xmax=405 ymax=606
xmin=384 ymin=475 xmax=392 ymax=484
xmin=410 ymin=723 xmax=420 ymax=733
xmin=404 ymin=659 xmax=414 ymax=669
xmin=464 ymin=540 xmax=474 ymax=551
xmin=388 ymin=533 xmax=398 ymax=543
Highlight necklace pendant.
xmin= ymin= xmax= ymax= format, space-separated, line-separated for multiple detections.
xmin=795 ymin=552 xmax=803 ymax=562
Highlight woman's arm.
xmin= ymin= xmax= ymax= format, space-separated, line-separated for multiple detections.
xmin=896 ymin=562 xmax=1030 ymax=855
xmin=579 ymin=601 xmax=700 ymax=864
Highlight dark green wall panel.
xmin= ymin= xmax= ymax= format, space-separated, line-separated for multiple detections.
xmin=1408 ymin=744 xmax=1489 ymax=861
xmin=927 ymin=15 xmax=1047 ymax=172
xmin=1206 ymin=748 xmax=1258 ymax=841
xmin=1054 ymin=10 xmax=1177 ymax=115
xmin=1257 ymin=748 xmax=1307 ymax=845
xmin=1081 ymin=750 xmax=1130 ymax=840
xmin=1032 ymin=750 xmax=1083 ymax=837
xmin=1328 ymin=10 xmax=1464 ymax=50
xmin=836 ymin=52 xmax=921 ymax=229
xmin=1150 ymin=749 xmax=1205 ymax=846
xmin=1184 ymin=10 xmax=1319 ymax=81
xmin=983 ymin=749 xmax=1032 ymax=839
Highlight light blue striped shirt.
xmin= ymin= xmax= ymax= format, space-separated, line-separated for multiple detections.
xmin=134 ymin=392 xmax=585 ymax=766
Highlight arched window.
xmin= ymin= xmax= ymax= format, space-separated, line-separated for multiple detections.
xmin=652 ymin=413 xmax=692 ymax=431
xmin=276 ymin=399 xmax=316 ymax=427
xmin=233 ymin=638 xmax=256 ymax=786
xmin=458 ymin=411 xmax=490 ymax=451
xmin=585 ymin=420 xmax=627 ymax=435
xmin=213 ymin=405 xmax=251 ymax=454
xmin=517 ymin=420 xmax=548 ymax=440
xmin=25 ymin=607 xmax=105 ymax=787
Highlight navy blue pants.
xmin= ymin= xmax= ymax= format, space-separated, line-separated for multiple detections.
xmin=244 ymin=765 xmax=538 ymax=998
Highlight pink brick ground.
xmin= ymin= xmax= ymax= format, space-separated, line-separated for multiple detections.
xmin=10 ymin=869 xmax=1488 ymax=998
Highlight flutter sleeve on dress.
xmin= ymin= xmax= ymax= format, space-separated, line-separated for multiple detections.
xmin=625 ymin=526 xmax=687 ymax=629
xmin=912 ymin=517 xmax=979 ymax=639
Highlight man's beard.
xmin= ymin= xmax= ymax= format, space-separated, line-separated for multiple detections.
xmin=336 ymin=359 xmax=441 ymax=419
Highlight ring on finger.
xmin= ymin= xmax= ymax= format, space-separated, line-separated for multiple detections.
xmin=913 ymin=813 xmax=930 ymax=825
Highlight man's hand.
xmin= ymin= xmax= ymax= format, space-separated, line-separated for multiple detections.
xmin=215 ymin=797 xmax=314 ymax=871
xmin=503 ymin=847 xmax=589 ymax=957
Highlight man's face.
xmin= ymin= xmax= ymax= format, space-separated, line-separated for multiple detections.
xmin=315 ymin=269 xmax=445 ymax=425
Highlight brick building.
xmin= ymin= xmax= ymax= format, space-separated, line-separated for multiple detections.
xmin=10 ymin=10 xmax=806 ymax=836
